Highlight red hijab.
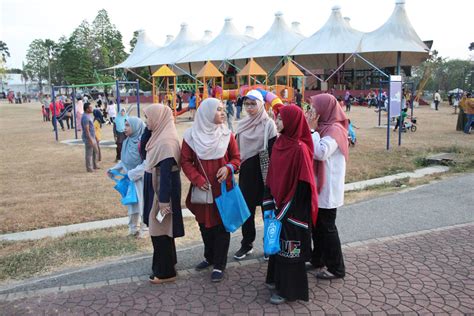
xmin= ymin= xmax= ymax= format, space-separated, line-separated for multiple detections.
xmin=310 ymin=93 xmax=349 ymax=193
xmin=267 ymin=105 xmax=319 ymax=225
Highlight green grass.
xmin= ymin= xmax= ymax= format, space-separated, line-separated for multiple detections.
xmin=0 ymin=227 xmax=141 ymax=281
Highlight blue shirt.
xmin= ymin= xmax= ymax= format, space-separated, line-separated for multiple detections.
xmin=81 ymin=113 xmax=96 ymax=143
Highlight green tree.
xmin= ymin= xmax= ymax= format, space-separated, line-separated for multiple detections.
xmin=91 ymin=9 xmax=127 ymax=80
xmin=0 ymin=41 xmax=10 ymax=63
xmin=130 ymin=30 xmax=140 ymax=53
xmin=25 ymin=39 xmax=50 ymax=90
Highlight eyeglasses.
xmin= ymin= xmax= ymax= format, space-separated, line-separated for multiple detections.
xmin=243 ymin=102 xmax=258 ymax=109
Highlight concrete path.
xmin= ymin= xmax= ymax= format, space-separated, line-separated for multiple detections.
xmin=0 ymin=166 xmax=449 ymax=242
xmin=1 ymin=224 xmax=472 ymax=314
xmin=1 ymin=172 xmax=472 ymax=296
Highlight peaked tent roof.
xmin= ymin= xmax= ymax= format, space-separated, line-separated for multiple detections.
xmin=237 ymin=58 xmax=267 ymax=76
xmin=178 ymin=18 xmax=255 ymax=64
xmin=275 ymin=60 xmax=304 ymax=77
xmin=112 ymin=30 xmax=160 ymax=69
xmin=152 ymin=65 xmax=176 ymax=77
xmin=132 ymin=23 xmax=211 ymax=68
xmin=163 ymin=35 xmax=174 ymax=46
xmin=291 ymin=6 xmax=363 ymax=69
xmin=359 ymin=0 xmax=429 ymax=67
xmin=231 ymin=12 xmax=305 ymax=71
xmin=196 ymin=61 xmax=224 ymax=78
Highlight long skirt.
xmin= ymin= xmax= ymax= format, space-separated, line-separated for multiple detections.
xmin=266 ymin=256 xmax=308 ymax=301
xmin=151 ymin=235 xmax=177 ymax=279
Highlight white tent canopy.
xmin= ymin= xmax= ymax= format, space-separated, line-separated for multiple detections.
xmin=244 ymin=26 xmax=255 ymax=38
xmin=132 ymin=23 xmax=211 ymax=68
xmin=291 ymin=6 xmax=363 ymax=69
xmin=163 ymin=35 xmax=174 ymax=46
xmin=111 ymin=1 xmax=430 ymax=74
xmin=176 ymin=18 xmax=255 ymax=73
xmin=359 ymin=0 xmax=429 ymax=67
xmin=111 ymin=30 xmax=160 ymax=69
xmin=231 ymin=12 xmax=305 ymax=71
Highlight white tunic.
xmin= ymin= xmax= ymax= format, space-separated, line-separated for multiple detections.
xmin=312 ymin=132 xmax=346 ymax=209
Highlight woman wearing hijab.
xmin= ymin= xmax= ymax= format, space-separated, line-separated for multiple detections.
xmin=114 ymin=108 xmax=128 ymax=161
xmin=181 ymin=98 xmax=240 ymax=282
xmin=142 ymin=104 xmax=185 ymax=285
xmin=108 ymin=116 xmax=147 ymax=236
xmin=264 ymin=105 xmax=318 ymax=304
xmin=233 ymin=90 xmax=277 ymax=260
xmin=307 ymin=93 xmax=348 ymax=280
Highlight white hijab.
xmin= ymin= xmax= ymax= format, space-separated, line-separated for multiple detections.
xmin=183 ymin=98 xmax=231 ymax=160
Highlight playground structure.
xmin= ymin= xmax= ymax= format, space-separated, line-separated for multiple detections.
xmin=51 ymin=80 xmax=140 ymax=142
xmin=196 ymin=61 xmax=224 ymax=101
xmin=274 ymin=59 xmax=305 ymax=104
xmin=152 ymin=65 xmax=177 ymax=116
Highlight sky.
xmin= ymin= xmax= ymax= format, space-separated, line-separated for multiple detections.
xmin=1 ymin=0 xmax=473 ymax=69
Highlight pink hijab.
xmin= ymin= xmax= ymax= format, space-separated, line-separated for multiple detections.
xmin=310 ymin=93 xmax=349 ymax=193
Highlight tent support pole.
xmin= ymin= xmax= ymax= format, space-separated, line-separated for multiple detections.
xmin=354 ymin=53 xmax=390 ymax=78
xmin=291 ymin=59 xmax=324 ymax=82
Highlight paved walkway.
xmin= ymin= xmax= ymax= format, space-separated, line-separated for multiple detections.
xmin=0 ymin=166 xmax=449 ymax=241
xmin=1 ymin=224 xmax=472 ymax=314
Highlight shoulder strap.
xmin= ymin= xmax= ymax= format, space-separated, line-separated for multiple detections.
xmin=263 ymin=119 xmax=270 ymax=150
xmin=196 ymin=156 xmax=211 ymax=185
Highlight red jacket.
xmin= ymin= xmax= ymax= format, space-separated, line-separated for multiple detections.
xmin=181 ymin=134 xmax=240 ymax=228
xmin=49 ymin=101 xmax=64 ymax=116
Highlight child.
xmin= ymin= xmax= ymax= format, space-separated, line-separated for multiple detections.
xmin=348 ymin=119 xmax=357 ymax=146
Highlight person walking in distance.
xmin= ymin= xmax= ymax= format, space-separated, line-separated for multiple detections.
xmin=81 ymin=102 xmax=99 ymax=172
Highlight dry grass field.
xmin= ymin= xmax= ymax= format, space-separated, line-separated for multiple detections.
xmin=0 ymin=99 xmax=472 ymax=281
xmin=0 ymin=100 xmax=472 ymax=234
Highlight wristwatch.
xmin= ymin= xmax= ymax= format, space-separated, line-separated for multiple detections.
xmin=310 ymin=129 xmax=316 ymax=134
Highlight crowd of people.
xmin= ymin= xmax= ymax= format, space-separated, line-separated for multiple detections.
xmin=100 ymin=90 xmax=349 ymax=305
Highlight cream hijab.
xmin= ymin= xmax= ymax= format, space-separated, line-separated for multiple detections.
xmin=143 ymin=104 xmax=181 ymax=172
xmin=183 ymin=98 xmax=231 ymax=160
xmin=236 ymin=99 xmax=277 ymax=163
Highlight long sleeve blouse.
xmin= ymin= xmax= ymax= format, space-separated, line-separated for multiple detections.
xmin=181 ymin=134 xmax=241 ymax=228
xmin=311 ymin=132 xmax=346 ymax=209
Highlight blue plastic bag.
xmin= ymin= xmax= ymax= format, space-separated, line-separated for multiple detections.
xmin=121 ymin=180 xmax=138 ymax=205
xmin=215 ymin=164 xmax=251 ymax=233
xmin=263 ymin=210 xmax=282 ymax=255
xmin=109 ymin=169 xmax=137 ymax=205
xmin=109 ymin=169 xmax=129 ymax=198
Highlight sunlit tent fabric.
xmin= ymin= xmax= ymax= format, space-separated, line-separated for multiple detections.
xmin=132 ymin=23 xmax=212 ymax=68
xmin=176 ymin=18 xmax=255 ymax=73
xmin=291 ymin=6 xmax=363 ymax=69
xmin=231 ymin=12 xmax=305 ymax=71
xmin=163 ymin=35 xmax=174 ymax=46
xmin=291 ymin=22 xmax=304 ymax=36
xmin=111 ymin=30 xmax=160 ymax=69
xmin=358 ymin=0 xmax=430 ymax=68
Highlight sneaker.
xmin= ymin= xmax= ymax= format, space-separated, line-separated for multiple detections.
xmin=316 ymin=270 xmax=343 ymax=280
xmin=263 ymin=254 xmax=270 ymax=261
xmin=265 ymin=283 xmax=276 ymax=290
xmin=211 ymin=269 xmax=223 ymax=282
xmin=270 ymin=293 xmax=286 ymax=305
xmin=233 ymin=246 xmax=253 ymax=260
xmin=195 ymin=260 xmax=211 ymax=271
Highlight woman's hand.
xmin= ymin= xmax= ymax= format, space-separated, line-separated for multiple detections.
xmin=216 ymin=166 xmax=229 ymax=183
xmin=306 ymin=110 xmax=320 ymax=130
xmin=199 ymin=182 xmax=210 ymax=191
